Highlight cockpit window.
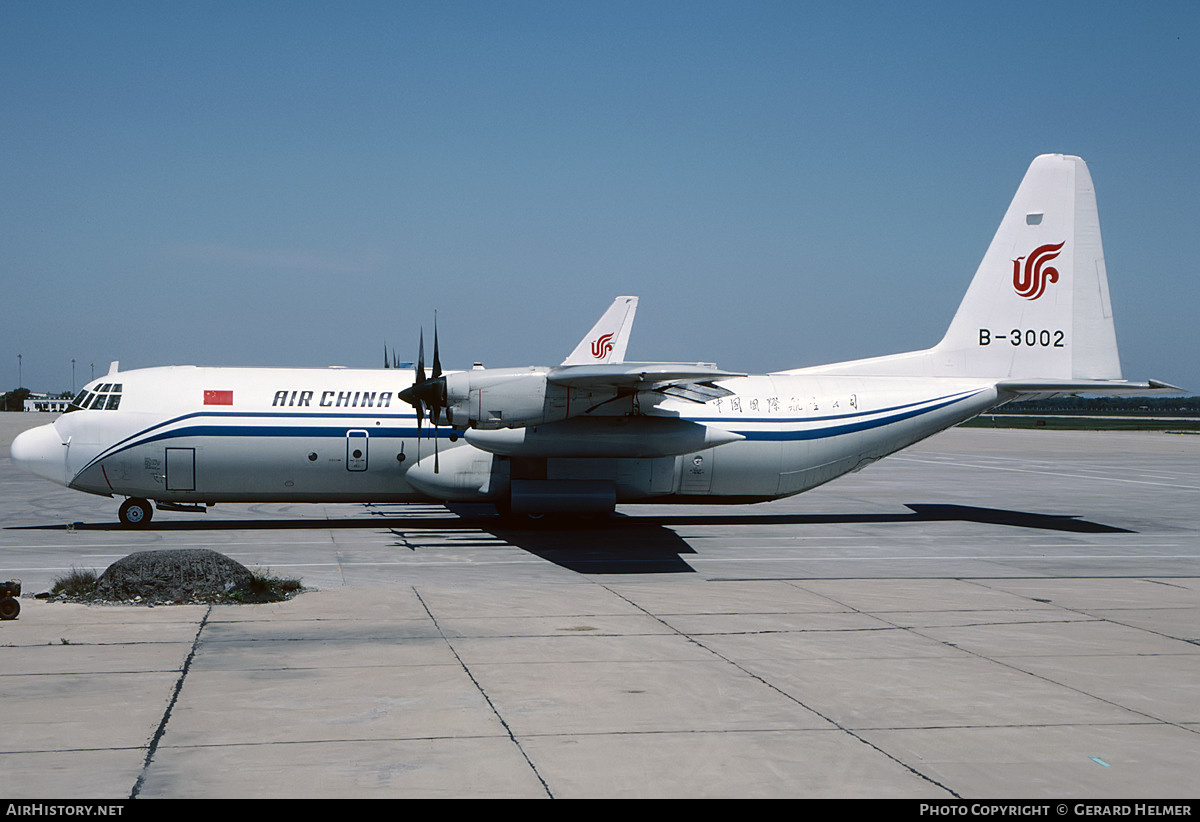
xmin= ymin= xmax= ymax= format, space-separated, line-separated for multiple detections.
xmin=66 ymin=384 xmax=124 ymax=413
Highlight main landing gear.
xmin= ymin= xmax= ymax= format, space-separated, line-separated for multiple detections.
xmin=118 ymin=497 xmax=154 ymax=528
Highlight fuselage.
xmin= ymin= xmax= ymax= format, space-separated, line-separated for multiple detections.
xmin=11 ymin=364 xmax=1004 ymax=509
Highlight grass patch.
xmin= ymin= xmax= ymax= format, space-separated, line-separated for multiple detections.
xmin=50 ymin=567 xmax=98 ymax=599
xmin=219 ymin=567 xmax=304 ymax=604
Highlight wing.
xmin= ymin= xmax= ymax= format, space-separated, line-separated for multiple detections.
xmin=547 ymin=362 xmax=744 ymax=402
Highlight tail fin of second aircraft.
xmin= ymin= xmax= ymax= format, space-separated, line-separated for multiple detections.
xmin=562 ymin=296 xmax=639 ymax=366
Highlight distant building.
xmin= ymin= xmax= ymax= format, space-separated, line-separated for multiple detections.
xmin=22 ymin=393 xmax=71 ymax=413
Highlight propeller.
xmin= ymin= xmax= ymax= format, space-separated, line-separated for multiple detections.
xmin=384 ymin=343 xmax=401 ymax=368
xmin=398 ymin=313 xmax=447 ymax=471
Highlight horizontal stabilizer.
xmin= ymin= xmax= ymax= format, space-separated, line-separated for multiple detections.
xmin=996 ymin=378 xmax=1184 ymax=398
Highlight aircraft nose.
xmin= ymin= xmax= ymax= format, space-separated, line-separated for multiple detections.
xmin=10 ymin=423 xmax=69 ymax=486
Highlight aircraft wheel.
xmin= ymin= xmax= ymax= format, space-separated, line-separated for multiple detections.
xmin=118 ymin=498 xmax=154 ymax=528
xmin=0 ymin=598 xmax=19 ymax=620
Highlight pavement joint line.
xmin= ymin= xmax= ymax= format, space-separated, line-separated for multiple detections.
xmin=599 ymin=582 xmax=964 ymax=798
xmin=129 ymin=605 xmax=211 ymax=800
xmin=848 ymin=579 xmax=1200 ymax=738
xmin=412 ymin=586 xmax=554 ymax=798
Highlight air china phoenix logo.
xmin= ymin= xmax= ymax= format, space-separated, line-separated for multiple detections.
xmin=591 ymin=332 xmax=615 ymax=359
xmin=1012 ymin=242 xmax=1065 ymax=300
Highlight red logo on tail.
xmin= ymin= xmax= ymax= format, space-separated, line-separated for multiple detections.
xmin=1012 ymin=242 xmax=1064 ymax=300
xmin=590 ymin=332 xmax=615 ymax=359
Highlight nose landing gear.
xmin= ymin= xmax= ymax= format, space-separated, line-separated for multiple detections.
xmin=118 ymin=497 xmax=154 ymax=528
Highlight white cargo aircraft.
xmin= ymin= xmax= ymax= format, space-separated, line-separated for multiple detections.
xmin=11 ymin=155 xmax=1179 ymax=527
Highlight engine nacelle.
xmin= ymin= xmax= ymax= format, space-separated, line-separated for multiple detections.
xmin=443 ymin=368 xmax=614 ymax=431
xmin=404 ymin=444 xmax=502 ymax=501
xmin=465 ymin=415 xmax=743 ymax=458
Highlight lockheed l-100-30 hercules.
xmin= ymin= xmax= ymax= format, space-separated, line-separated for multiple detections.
xmin=11 ymin=155 xmax=1179 ymax=527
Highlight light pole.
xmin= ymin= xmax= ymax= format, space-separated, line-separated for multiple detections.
xmin=72 ymin=359 xmax=76 ymax=393
xmin=17 ymin=354 xmax=21 ymax=388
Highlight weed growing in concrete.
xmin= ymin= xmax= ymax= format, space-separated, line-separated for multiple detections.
xmin=50 ymin=567 xmax=98 ymax=599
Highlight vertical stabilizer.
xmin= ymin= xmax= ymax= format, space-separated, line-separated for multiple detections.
xmin=562 ymin=296 xmax=639 ymax=365
xmin=934 ymin=154 xmax=1121 ymax=379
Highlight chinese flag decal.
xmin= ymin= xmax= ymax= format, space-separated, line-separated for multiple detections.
xmin=204 ymin=390 xmax=233 ymax=406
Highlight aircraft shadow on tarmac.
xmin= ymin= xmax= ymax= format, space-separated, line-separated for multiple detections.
xmin=481 ymin=504 xmax=1133 ymax=574
xmin=9 ymin=503 xmax=1133 ymax=575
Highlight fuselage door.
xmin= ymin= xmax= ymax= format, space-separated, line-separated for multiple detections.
xmin=346 ymin=430 xmax=368 ymax=471
xmin=165 ymin=447 xmax=196 ymax=491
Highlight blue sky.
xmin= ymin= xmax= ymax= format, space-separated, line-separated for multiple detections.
xmin=3 ymin=1 xmax=1197 ymax=395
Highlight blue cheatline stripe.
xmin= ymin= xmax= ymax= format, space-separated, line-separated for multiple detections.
xmin=74 ymin=409 xmax=428 ymax=478
xmin=136 ymin=425 xmax=419 ymax=442
xmin=86 ymin=409 xmax=419 ymax=462
xmin=733 ymin=392 xmax=980 ymax=441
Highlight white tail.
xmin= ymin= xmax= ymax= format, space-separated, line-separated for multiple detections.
xmin=785 ymin=154 xmax=1125 ymax=382
xmin=934 ymin=153 xmax=1120 ymax=380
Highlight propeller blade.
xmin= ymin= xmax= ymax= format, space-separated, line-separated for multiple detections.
xmin=432 ymin=311 xmax=442 ymax=379
xmin=415 ymin=404 xmax=422 ymax=465
xmin=416 ymin=328 xmax=427 ymax=386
